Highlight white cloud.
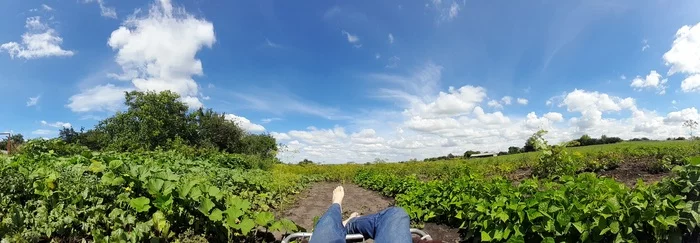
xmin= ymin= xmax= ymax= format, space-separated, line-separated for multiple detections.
xmin=82 ymin=0 xmax=117 ymax=19
xmin=41 ymin=4 xmax=53 ymax=11
xmin=375 ymin=53 xmax=381 ymax=59
xmin=543 ymin=112 xmax=564 ymax=122
xmin=501 ymin=96 xmax=513 ymax=105
xmin=271 ymin=132 xmax=291 ymax=140
xmin=388 ymin=33 xmax=394 ymax=44
xmin=341 ymin=30 xmax=359 ymax=44
xmin=517 ymin=98 xmax=529 ymax=105
xmin=664 ymin=108 xmax=699 ymax=124
xmin=412 ymin=85 xmax=487 ymax=117
xmin=224 ymin=114 xmax=266 ymax=133
xmin=1 ymin=16 xmax=74 ymax=59
xmin=560 ymin=89 xmax=636 ymax=129
xmin=67 ymin=84 xmax=131 ymax=112
xmin=261 ymin=118 xmax=282 ymax=124
xmin=664 ymin=22 xmax=700 ymax=75
xmin=630 ymin=70 xmax=667 ymax=94
xmin=642 ymin=39 xmax=649 ymax=51
xmin=70 ymin=0 xmax=215 ymax=113
xmin=681 ymin=74 xmax=700 ymax=93
xmin=351 ymin=129 xmax=385 ymax=144
xmin=428 ymin=0 xmax=461 ymax=22
xmin=32 ymin=129 xmax=53 ymax=135
xmin=41 ymin=121 xmax=72 ymax=128
xmin=487 ymin=99 xmax=503 ymax=109
xmin=620 ymin=75 xmax=626 ymax=80
xmin=265 ymin=38 xmax=282 ymax=48
xmin=27 ymin=95 xmax=40 ymax=107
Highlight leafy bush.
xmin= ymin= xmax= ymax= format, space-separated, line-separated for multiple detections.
xmin=532 ymin=145 xmax=579 ymax=178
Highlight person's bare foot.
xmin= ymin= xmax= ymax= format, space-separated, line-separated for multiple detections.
xmin=343 ymin=212 xmax=360 ymax=226
xmin=332 ymin=186 xmax=344 ymax=206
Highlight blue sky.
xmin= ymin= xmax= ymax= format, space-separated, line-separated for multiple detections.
xmin=2 ymin=0 xmax=700 ymax=163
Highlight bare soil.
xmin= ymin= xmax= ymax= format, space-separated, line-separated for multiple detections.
xmin=279 ymin=182 xmax=461 ymax=243
xmin=598 ymin=159 xmax=670 ymax=187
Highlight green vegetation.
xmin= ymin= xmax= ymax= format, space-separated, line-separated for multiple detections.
xmin=2 ymin=92 xmax=699 ymax=242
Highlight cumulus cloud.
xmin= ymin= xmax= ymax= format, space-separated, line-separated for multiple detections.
xmin=681 ymin=75 xmax=700 ymax=93
xmin=560 ymin=89 xmax=636 ymax=130
xmin=517 ymin=98 xmax=529 ymax=105
xmin=27 ymin=95 xmax=40 ymax=107
xmin=487 ymin=99 xmax=503 ymax=109
xmin=664 ymin=108 xmax=699 ymax=124
xmin=501 ymin=96 xmax=512 ymax=105
xmin=224 ymin=114 xmax=266 ymax=133
xmin=69 ymin=0 xmax=214 ymax=112
xmin=664 ymin=22 xmax=700 ymax=75
xmin=67 ymin=84 xmax=131 ymax=112
xmin=543 ymin=112 xmax=564 ymax=122
xmin=1 ymin=16 xmax=74 ymax=59
xmin=630 ymin=70 xmax=667 ymax=94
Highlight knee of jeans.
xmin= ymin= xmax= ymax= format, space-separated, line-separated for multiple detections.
xmin=385 ymin=207 xmax=409 ymax=219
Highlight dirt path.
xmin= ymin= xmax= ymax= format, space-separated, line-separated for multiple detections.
xmin=280 ymin=182 xmax=460 ymax=242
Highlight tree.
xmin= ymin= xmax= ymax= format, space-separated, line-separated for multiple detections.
xmin=191 ymin=108 xmax=245 ymax=152
xmin=523 ymin=130 xmax=548 ymax=152
xmin=96 ymin=91 xmax=196 ymax=151
xmin=237 ymin=134 xmax=277 ymax=158
xmin=684 ymin=119 xmax=698 ymax=138
xmin=507 ymin=146 xmax=521 ymax=154
xmin=298 ymin=159 xmax=314 ymax=165
xmin=0 ymin=134 xmax=24 ymax=152
xmin=59 ymin=127 xmax=80 ymax=144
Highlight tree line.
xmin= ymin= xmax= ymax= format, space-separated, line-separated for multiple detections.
xmin=3 ymin=91 xmax=277 ymax=158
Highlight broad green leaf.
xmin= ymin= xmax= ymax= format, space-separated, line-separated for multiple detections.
xmin=147 ymin=179 xmax=165 ymax=195
xmin=89 ymin=160 xmax=106 ymax=173
xmin=572 ymin=221 xmax=585 ymax=233
xmin=209 ymin=209 xmax=223 ymax=222
xmin=239 ymin=218 xmax=255 ymax=235
xmin=161 ymin=181 xmax=176 ymax=196
xmin=108 ymin=160 xmax=123 ymax=169
xmin=199 ymin=197 xmax=215 ymax=214
xmin=207 ymin=186 xmax=223 ymax=201
xmin=255 ymin=212 xmax=274 ymax=226
xmin=280 ymin=218 xmax=298 ymax=232
xmin=129 ymin=197 xmax=151 ymax=213
xmin=152 ymin=211 xmax=170 ymax=233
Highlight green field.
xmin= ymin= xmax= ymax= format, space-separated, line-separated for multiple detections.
xmin=1 ymin=138 xmax=699 ymax=242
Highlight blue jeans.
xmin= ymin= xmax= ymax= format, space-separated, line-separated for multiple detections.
xmin=310 ymin=204 xmax=412 ymax=243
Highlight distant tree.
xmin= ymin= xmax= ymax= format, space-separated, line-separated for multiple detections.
xmin=59 ymin=127 xmax=80 ymax=144
xmin=447 ymin=153 xmax=455 ymax=159
xmin=374 ymin=158 xmax=387 ymax=163
xmin=684 ymin=119 xmax=698 ymax=138
xmin=507 ymin=146 xmax=521 ymax=154
xmin=676 ymin=137 xmax=686 ymax=140
xmin=0 ymin=134 xmax=24 ymax=152
xmin=497 ymin=151 xmax=508 ymax=156
xmin=298 ymin=159 xmax=314 ymax=165
xmin=237 ymin=134 xmax=277 ymax=158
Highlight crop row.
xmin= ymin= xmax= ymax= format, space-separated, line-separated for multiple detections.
xmin=354 ymin=162 xmax=700 ymax=242
xmin=0 ymin=151 xmax=308 ymax=242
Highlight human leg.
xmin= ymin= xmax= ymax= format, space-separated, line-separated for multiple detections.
xmin=309 ymin=203 xmax=346 ymax=243
xmin=345 ymin=207 xmax=412 ymax=243
xmin=309 ymin=186 xmax=346 ymax=243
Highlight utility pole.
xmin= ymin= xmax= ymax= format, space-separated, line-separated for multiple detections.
xmin=1 ymin=132 xmax=11 ymax=154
